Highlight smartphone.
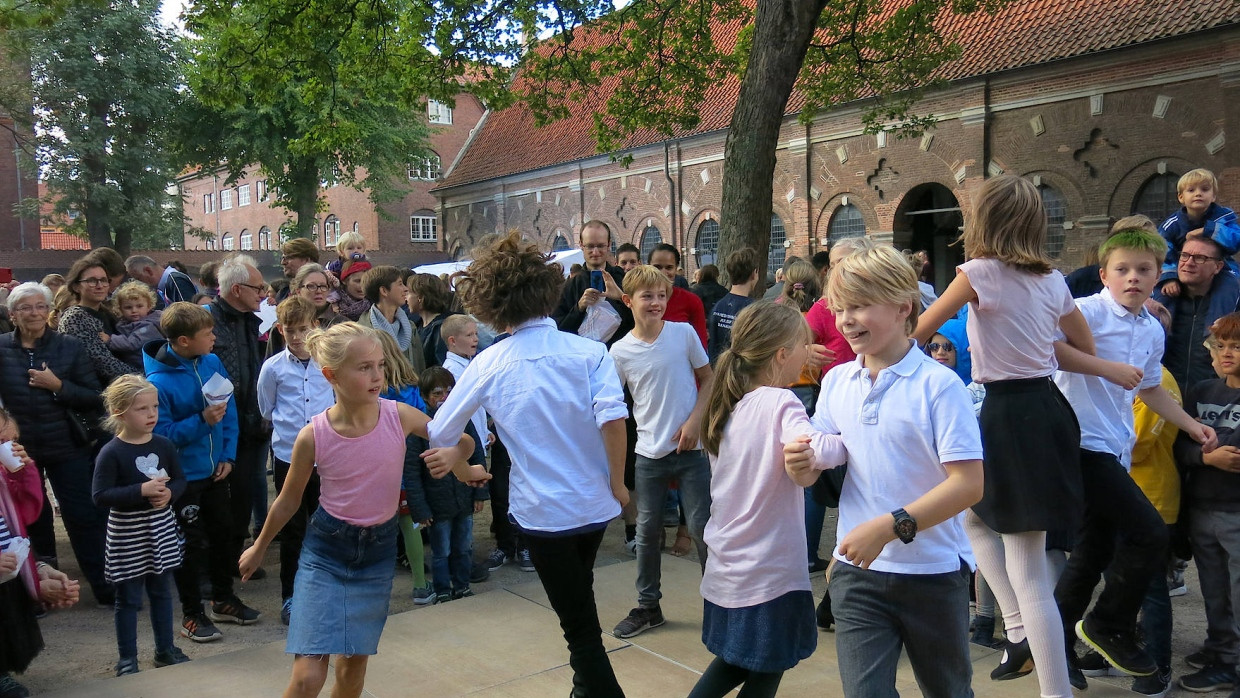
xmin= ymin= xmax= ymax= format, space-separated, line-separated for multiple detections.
xmin=590 ymin=269 xmax=606 ymax=292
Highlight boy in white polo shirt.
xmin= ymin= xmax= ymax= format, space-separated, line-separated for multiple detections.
xmin=1051 ymin=228 xmax=1216 ymax=691
xmin=786 ymin=244 xmax=983 ymax=697
xmin=609 ymin=265 xmax=714 ymax=639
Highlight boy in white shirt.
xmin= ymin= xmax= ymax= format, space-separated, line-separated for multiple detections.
xmin=1051 ymin=228 xmax=1216 ymax=690
xmin=786 ymin=244 xmax=983 ymax=697
xmin=255 ymin=296 xmax=335 ymax=625
xmin=441 ymin=315 xmax=492 ymax=448
xmin=609 ymin=265 xmax=714 ymax=639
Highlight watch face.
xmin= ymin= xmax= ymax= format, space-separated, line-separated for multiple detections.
xmin=894 ymin=517 xmax=916 ymax=542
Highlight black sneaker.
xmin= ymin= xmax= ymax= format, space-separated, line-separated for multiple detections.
xmin=209 ymin=596 xmax=261 ymax=625
xmin=484 ymin=548 xmax=508 ymax=571
xmin=469 ymin=561 xmax=490 ymax=584
xmin=0 ymin=674 xmax=29 ymax=698
xmin=114 ymin=657 xmax=139 ymax=677
xmin=517 ymin=549 xmax=535 ymax=572
xmin=815 ymin=591 xmax=833 ymax=631
xmin=1179 ymin=663 xmax=1236 ymax=692
xmin=990 ymin=639 xmax=1034 ymax=681
xmin=1132 ymin=669 xmax=1171 ymax=697
xmin=153 ymin=646 xmax=190 ymax=667
xmin=1075 ymin=618 xmax=1156 ymax=676
xmin=452 ymin=588 xmax=475 ymax=600
xmin=180 ymin=613 xmax=222 ymax=642
xmin=1078 ymin=649 xmax=1124 ymax=677
xmin=432 ymin=593 xmax=452 ymax=605
xmin=1186 ymin=648 xmax=1218 ymax=670
xmin=612 ymin=606 xmax=665 ymax=639
xmin=1067 ymin=651 xmax=1088 ymax=691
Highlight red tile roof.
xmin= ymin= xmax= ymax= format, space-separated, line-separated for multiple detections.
xmin=439 ymin=0 xmax=1239 ymax=190
xmin=40 ymin=229 xmax=91 ymax=250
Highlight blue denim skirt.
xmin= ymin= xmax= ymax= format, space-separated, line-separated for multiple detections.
xmin=701 ymin=590 xmax=816 ymax=672
xmin=286 ymin=508 xmax=398 ymax=656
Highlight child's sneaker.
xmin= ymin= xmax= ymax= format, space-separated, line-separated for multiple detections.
xmin=413 ymin=585 xmax=436 ymax=605
xmin=613 ymin=606 xmax=665 ymax=639
xmin=280 ymin=597 xmax=293 ymax=626
xmin=484 ymin=548 xmax=508 ymax=571
xmin=1132 ymin=669 xmax=1171 ymax=697
xmin=1179 ymin=662 xmax=1235 ymax=692
xmin=209 ymin=596 xmax=261 ymax=625
xmin=0 ymin=674 xmax=29 ymax=698
xmin=452 ymin=588 xmax=474 ymax=600
xmin=432 ymin=592 xmax=452 ymax=605
xmin=517 ymin=549 xmax=535 ymax=572
xmin=153 ymin=646 xmax=190 ymax=667
xmin=180 ymin=613 xmax=222 ymax=643
xmin=115 ymin=657 xmax=139 ymax=677
xmin=1078 ymin=649 xmax=1125 ymax=677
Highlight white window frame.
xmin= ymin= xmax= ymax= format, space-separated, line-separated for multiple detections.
xmin=324 ymin=216 xmax=341 ymax=247
xmin=220 ymin=189 xmax=233 ymax=210
xmin=237 ymin=184 xmax=251 ymax=207
xmin=427 ymin=100 xmax=453 ymax=125
xmin=240 ymin=229 xmax=253 ymax=250
xmin=411 ymin=214 xmax=437 ymax=242
xmin=222 ymin=234 xmax=234 ymax=251
xmin=203 ymin=193 xmax=214 ymax=213
xmin=408 ymin=155 xmax=442 ymax=181
xmin=256 ymin=180 xmax=269 ymax=202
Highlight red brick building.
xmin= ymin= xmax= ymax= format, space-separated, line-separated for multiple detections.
xmin=0 ymin=55 xmax=39 ymax=252
xmin=178 ymin=92 xmax=486 ymax=268
xmin=434 ymin=0 xmax=1240 ymax=289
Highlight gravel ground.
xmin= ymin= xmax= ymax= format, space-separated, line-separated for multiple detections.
xmin=15 ymin=489 xmax=1227 ymax=696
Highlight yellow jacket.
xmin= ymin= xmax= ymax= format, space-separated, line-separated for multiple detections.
xmin=1130 ymin=367 xmax=1181 ymax=524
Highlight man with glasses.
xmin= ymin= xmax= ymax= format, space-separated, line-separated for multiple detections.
xmin=1154 ymin=234 xmax=1240 ymax=391
xmin=552 ymin=220 xmax=634 ymax=348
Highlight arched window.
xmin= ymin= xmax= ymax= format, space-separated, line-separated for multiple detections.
xmin=640 ymin=225 xmax=662 ymax=262
xmin=324 ymin=215 xmax=340 ymax=247
xmin=1132 ymin=172 xmax=1179 ymax=226
xmin=258 ymin=226 xmax=271 ymax=250
xmin=239 ymin=229 xmax=253 ymax=250
xmin=827 ymin=204 xmax=866 ymax=245
xmin=695 ymin=219 xmax=719 ymax=266
xmin=552 ymin=233 xmax=571 ymax=252
xmin=222 ymin=233 xmax=234 ymax=251
xmin=769 ymin=214 xmax=787 ymax=275
xmin=1039 ymin=185 xmax=1067 ymax=259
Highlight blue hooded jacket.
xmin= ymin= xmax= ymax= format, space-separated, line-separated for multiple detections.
xmin=143 ymin=340 xmax=239 ymax=481
xmin=931 ymin=317 xmax=972 ymax=385
xmin=1159 ymin=202 xmax=1240 ymax=284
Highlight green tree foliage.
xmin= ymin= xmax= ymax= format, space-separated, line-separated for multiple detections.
xmin=7 ymin=0 xmax=186 ymax=254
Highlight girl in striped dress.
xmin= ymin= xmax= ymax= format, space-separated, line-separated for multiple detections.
xmin=92 ymin=375 xmax=189 ymax=677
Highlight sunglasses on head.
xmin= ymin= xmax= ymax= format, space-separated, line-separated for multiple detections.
xmin=927 ymin=342 xmax=955 ymax=353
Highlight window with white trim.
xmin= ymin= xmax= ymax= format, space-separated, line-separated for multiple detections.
xmin=222 ymin=233 xmax=234 ymax=251
xmin=408 ymin=155 xmax=442 ymax=181
xmin=258 ymin=226 xmax=271 ymax=250
xmin=324 ymin=215 xmax=341 ymax=247
xmin=220 ymin=189 xmax=233 ymax=210
xmin=237 ymin=184 xmax=251 ymax=207
xmin=240 ymin=229 xmax=253 ymax=250
xmin=411 ymin=214 xmax=437 ymax=242
xmin=427 ymin=100 xmax=453 ymax=125
xmin=256 ymin=180 xmax=268 ymax=202
xmin=203 ymin=193 xmax=214 ymax=213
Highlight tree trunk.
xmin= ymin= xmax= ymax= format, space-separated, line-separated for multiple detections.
xmin=85 ymin=96 xmax=114 ymax=249
xmin=289 ymin=156 xmax=319 ymax=240
xmin=717 ymin=0 xmax=826 ymax=293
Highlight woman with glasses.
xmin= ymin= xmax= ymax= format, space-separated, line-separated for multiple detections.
xmin=56 ymin=257 xmax=140 ymax=385
xmin=0 ymin=281 xmax=113 ymax=606
xmin=266 ymin=264 xmax=346 ymax=358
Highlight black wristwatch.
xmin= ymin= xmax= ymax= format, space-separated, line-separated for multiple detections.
xmin=891 ymin=508 xmax=917 ymax=544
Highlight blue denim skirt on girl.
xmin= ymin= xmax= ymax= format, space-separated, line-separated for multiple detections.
xmin=286 ymin=508 xmax=399 ymax=656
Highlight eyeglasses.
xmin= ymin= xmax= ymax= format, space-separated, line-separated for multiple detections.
xmin=582 ymin=244 xmax=610 ymax=251
xmin=1180 ymin=252 xmax=1221 ymax=264
xmin=927 ymin=342 xmax=955 ymax=353
xmin=237 ymin=283 xmax=267 ymax=295
xmin=13 ymin=304 xmax=49 ymax=314
xmin=77 ymin=277 xmax=109 ymax=287
xmin=301 ymin=284 xmax=330 ymax=293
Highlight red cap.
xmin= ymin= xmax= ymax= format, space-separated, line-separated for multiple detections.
xmin=340 ymin=260 xmax=372 ymax=281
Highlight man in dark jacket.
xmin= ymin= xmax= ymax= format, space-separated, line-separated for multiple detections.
xmin=1154 ymin=235 xmax=1240 ymax=392
xmin=210 ymin=254 xmax=269 ymax=577
xmin=550 ymin=220 xmax=633 ymax=348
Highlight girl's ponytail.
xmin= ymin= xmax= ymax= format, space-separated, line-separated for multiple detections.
xmin=701 ymin=349 xmax=753 ymax=455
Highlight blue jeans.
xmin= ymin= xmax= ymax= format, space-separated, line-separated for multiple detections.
xmin=635 ymin=450 xmax=711 ymax=607
xmin=832 ymin=561 xmax=973 ymax=698
xmin=429 ymin=514 xmax=473 ymax=595
xmin=114 ymin=571 xmax=176 ymax=659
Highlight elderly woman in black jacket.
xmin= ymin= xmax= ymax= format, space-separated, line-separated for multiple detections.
xmin=0 ymin=282 xmax=112 ymax=605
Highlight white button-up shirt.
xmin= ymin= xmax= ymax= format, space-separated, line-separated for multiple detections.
xmin=812 ymin=342 xmax=982 ymax=575
xmin=442 ymin=351 xmax=492 ymax=445
xmin=427 ymin=317 xmax=628 ymax=532
xmin=257 ymin=349 xmax=335 ymax=462
xmin=1054 ymin=290 xmax=1163 ymax=469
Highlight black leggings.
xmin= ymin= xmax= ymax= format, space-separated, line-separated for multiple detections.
xmin=687 ymin=657 xmax=784 ymax=698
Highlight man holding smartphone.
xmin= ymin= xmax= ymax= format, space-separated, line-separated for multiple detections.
xmin=552 ymin=220 xmax=633 ymax=348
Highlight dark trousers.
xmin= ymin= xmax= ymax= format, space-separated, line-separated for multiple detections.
xmin=271 ymin=456 xmax=321 ymax=600
xmin=228 ymin=434 xmax=267 ymax=558
xmin=40 ymin=452 xmax=110 ymax=596
xmin=1055 ymin=449 xmax=1168 ymax=641
xmin=172 ymin=477 xmax=235 ymax=615
xmin=27 ymin=468 xmax=56 ymax=562
xmin=526 ymin=526 xmax=624 ymax=698
xmin=114 ymin=571 xmax=176 ymax=659
xmin=487 ymin=439 xmax=523 ymax=556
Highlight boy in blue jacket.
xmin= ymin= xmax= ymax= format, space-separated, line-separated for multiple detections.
xmin=1158 ymin=168 xmax=1240 ymax=293
xmin=143 ymin=302 xmax=258 ymax=644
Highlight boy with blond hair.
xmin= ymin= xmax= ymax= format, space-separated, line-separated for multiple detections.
xmin=610 ymin=264 xmax=714 ymax=639
xmin=1158 ymin=168 xmax=1240 ymax=295
xmin=786 ymin=244 xmax=984 ymax=697
xmin=441 ymin=314 xmax=491 ymax=448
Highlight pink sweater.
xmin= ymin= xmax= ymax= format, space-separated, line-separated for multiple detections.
xmin=701 ymin=387 xmax=846 ymax=608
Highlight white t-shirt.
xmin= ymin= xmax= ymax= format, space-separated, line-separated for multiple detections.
xmin=610 ymin=321 xmax=710 ymax=459
xmin=959 ymin=257 xmax=1076 ymax=382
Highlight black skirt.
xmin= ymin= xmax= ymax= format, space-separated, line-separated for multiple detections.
xmin=972 ymin=377 xmax=1083 ymax=535
xmin=0 ymin=578 xmax=43 ymax=674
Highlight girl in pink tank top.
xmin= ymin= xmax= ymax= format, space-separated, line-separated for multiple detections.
xmin=239 ymin=322 xmax=486 ymax=698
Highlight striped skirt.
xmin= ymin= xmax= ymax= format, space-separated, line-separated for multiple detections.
xmin=104 ymin=507 xmax=184 ymax=584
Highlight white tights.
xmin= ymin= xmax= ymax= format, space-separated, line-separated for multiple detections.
xmin=965 ymin=511 xmax=1071 ymax=698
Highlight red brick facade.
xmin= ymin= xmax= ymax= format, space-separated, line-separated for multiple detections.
xmin=0 ymin=116 xmax=39 ymax=252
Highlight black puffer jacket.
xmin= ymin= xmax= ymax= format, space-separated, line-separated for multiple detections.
xmin=403 ymin=420 xmax=488 ymax=523
xmin=209 ymin=297 xmax=264 ymax=439
xmin=0 ymin=330 xmax=104 ymax=463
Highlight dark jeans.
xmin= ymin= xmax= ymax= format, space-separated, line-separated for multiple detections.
xmin=228 ymin=434 xmax=267 ymax=560
xmin=487 ymin=439 xmax=523 ymax=556
xmin=271 ymin=456 xmax=321 ymax=600
xmin=1139 ymin=542 xmax=1173 ymax=673
xmin=634 ymin=450 xmax=710 ymax=607
xmin=526 ymin=525 xmax=624 ymax=698
xmin=832 ymin=561 xmax=973 ymax=698
xmin=172 ymin=477 xmax=235 ymax=615
xmin=114 ymin=571 xmax=176 ymax=659
xmin=1055 ymin=450 xmax=1168 ymax=642
xmin=429 ymin=514 xmax=473 ymax=594
xmin=41 ymin=452 xmax=110 ymax=594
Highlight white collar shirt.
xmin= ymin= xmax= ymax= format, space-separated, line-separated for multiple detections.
xmin=257 ymin=349 xmax=335 ymax=462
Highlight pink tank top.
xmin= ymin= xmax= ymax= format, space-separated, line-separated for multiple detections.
xmin=312 ymin=399 xmax=406 ymax=527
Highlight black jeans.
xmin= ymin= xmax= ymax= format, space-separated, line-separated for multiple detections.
xmin=1055 ymin=449 xmax=1168 ymax=640
xmin=487 ymin=439 xmax=522 ymax=556
xmin=526 ymin=525 xmax=624 ymax=698
xmin=228 ymin=434 xmax=267 ymax=555
xmin=40 ymin=451 xmax=110 ymax=596
xmin=172 ymin=477 xmax=235 ymax=615
xmin=271 ymin=456 xmax=321 ymax=600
